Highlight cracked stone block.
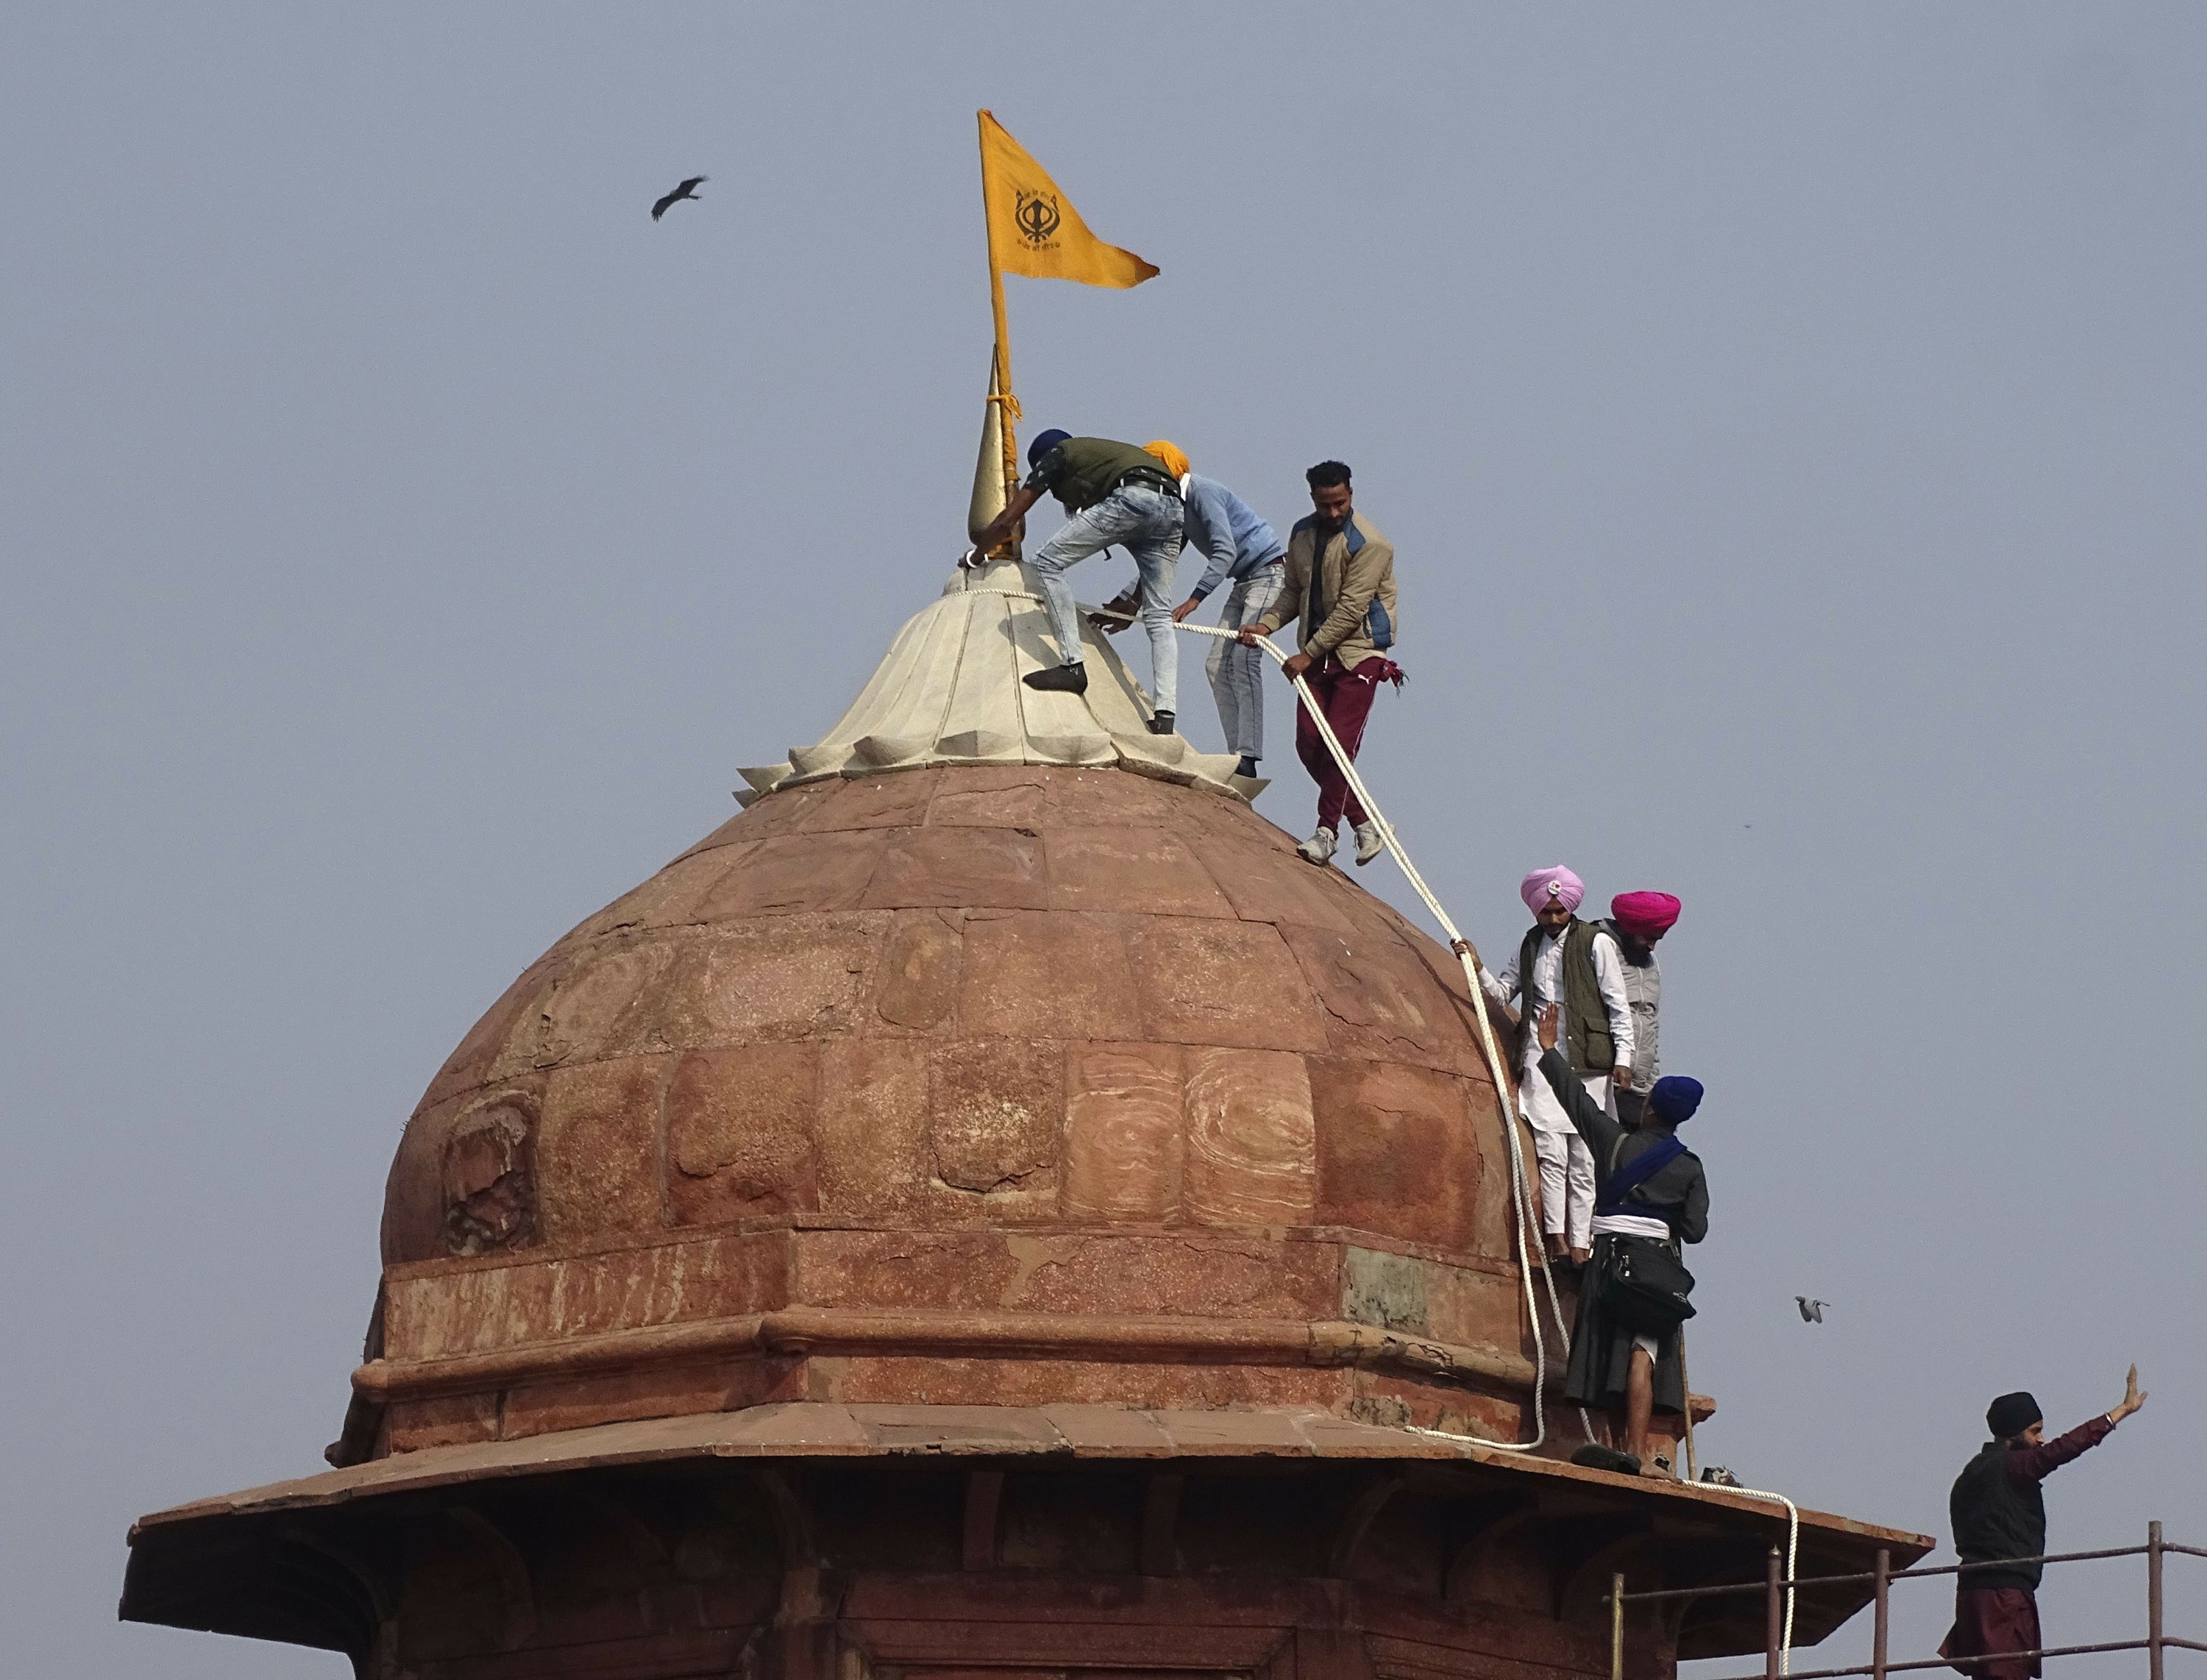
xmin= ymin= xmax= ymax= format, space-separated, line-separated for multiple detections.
xmin=666 ymin=1043 xmax=821 ymax=1225
xmin=693 ymin=829 xmax=890 ymax=917
xmin=927 ymin=1039 xmax=1062 ymax=1196
xmin=1040 ymin=826 xmax=1235 ymax=918
xmin=870 ymin=909 xmax=964 ymax=1033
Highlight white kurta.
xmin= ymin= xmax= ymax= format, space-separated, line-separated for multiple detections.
xmin=1480 ymin=925 xmax=1635 ymax=1250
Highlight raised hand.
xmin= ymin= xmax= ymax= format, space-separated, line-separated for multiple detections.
xmin=1536 ymin=1003 xmax=1560 ymax=1053
xmin=2111 ymin=1364 xmax=2148 ymax=1423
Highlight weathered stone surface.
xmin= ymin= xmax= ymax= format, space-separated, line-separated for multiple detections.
xmin=815 ymin=1039 xmax=932 ymax=1219
xmin=514 ymin=940 xmax=679 ymax=1072
xmin=956 ymin=911 xmax=1140 ymax=1042
xmin=828 ymin=1356 xmax=1350 ymax=1411
xmin=928 ymin=769 xmax=1051 ymax=830
xmin=797 ymin=767 xmax=942 ymax=832
xmin=1282 ymin=922 xmax=1480 ymax=1076
xmin=644 ymin=914 xmax=884 ymax=1047
xmin=536 ymin=1056 xmax=673 ymax=1246
xmin=383 ymin=1231 xmax=788 ymax=1360
xmin=666 ymin=1044 xmax=820 ymax=1225
xmin=865 ymin=827 xmax=1048 ymax=911
xmin=1309 ymin=1059 xmax=1481 ymax=1249
xmin=1062 ymin=1042 xmax=1182 ymax=1222
xmin=1040 ymin=827 xmax=1234 ymax=919
xmin=925 ymin=1040 xmax=1061 ymax=1206
xmin=562 ymin=844 xmax=751 ymax=942
xmin=1186 ymin=837 xmax=1362 ymax=933
xmin=1181 ymin=1047 xmax=1316 ymax=1227
xmin=870 ymin=910 xmax=964 ymax=1033
xmin=694 ymin=830 xmax=889 ymax=917
xmin=1128 ymin=919 xmax=1328 ymax=1051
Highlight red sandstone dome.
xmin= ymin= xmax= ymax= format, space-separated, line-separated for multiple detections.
xmin=360 ymin=755 xmax=1540 ymax=1458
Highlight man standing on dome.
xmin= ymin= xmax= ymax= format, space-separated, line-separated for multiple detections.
xmin=973 ymin=429 xmax=1186 ymax=734
xmin=1532 ymin=1003 xmax=1706 ymax=1476
xmin=1476 ymin=866 xmax=1635 ymax=1264
xmin=1106 ymin=441 xmax=1285 ymax=780
xmin=1596 ymin=891 xmax=1682 ymax=1128
xmin=1237 ymin=460 xmax=1400 ymax=865
xmin=1942 ymin=1373 xmax=2148 ymax=1680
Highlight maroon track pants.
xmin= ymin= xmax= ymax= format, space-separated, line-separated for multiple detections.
xmin=1294 ymin=655 xmax=1390 ymax=831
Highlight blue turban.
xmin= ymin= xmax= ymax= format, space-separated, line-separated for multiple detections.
xmin=1026 ymin=428 xmax=1071 ymax=469
xmin=1648 ymin=1076 xmax=1703 ymax=1125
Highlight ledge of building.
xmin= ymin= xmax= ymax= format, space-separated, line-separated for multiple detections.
xmin=132 ymin=1401 xmax=1921 ymax=1551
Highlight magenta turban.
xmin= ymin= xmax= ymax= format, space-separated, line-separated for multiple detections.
xmin=1610 ymin=891 xmax=1682 ymax=937
xmin=1519 ymin=866 xmax=1584 ymax=914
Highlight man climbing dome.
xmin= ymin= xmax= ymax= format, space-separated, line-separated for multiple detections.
xmin=1597 ymin=891 xmax=1682 ymax=1127
xmin=1532 ymin=1002 xmax=1706 ymax=1477
xmin=1941 ymin=1372 xmax=2149 ymax=1680
xmin=1476 ymin=866 xmax=1635 ymax=1265
xmin=1237 ymin=460 xmax=1400 ymax=864
xmin=1107 ymin=440 xmax=1284 ymax=781
xmin=971 ymin=429 xmax=1185 ymax=734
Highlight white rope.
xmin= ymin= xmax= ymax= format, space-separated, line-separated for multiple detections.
xmin=964 ymin=569 xmax=1581 ymax=1453
xmin=1729 ymin=1487 xmax=1802 ymax=1672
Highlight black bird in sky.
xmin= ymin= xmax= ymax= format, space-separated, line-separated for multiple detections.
xmin=1796 ymin=1297 xmax=1829 ymax=1323
xmin=653 ymin=176 xmax=707 ymax=221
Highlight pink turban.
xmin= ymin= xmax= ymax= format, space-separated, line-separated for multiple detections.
xmin=1610 ymin=891 xmax=1682 ymax=937
xmin=1519 ymin=866 xmax=1584 ymax=914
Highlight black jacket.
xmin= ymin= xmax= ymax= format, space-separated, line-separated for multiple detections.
xmin=1536 ymin=1047 xmax=1707 ymax=1243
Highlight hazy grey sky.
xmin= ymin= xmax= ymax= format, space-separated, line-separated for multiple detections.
xmin=4 ymin=4 xmax=2202 ymax=1674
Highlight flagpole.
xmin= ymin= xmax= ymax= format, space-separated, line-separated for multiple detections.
xmin=979 ymin=113 xmax=1020 ymax=516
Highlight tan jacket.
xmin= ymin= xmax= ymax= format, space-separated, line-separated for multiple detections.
xmin=1252 ymin=510 xmax=1398 ymax=669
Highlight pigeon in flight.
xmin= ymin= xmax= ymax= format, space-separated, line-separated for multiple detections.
xmin=1796 ymin=1297 xmax=1829 ymax=1323
xmin=653 ymin=176 xmax=707 ymax=221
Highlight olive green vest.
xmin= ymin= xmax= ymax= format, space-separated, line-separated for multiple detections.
xmin=1037 ymin=437 xmax=1176 ymax=513
xmin=1513 ymin=919 xmax=1615 ymax=1077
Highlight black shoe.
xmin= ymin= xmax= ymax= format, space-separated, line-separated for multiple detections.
xmin=1147 ymin=711 xmax=1176 ymax=736
xmin=1235 ymin=755 xmax=1260 ymax=778
xmin=1570 ymin=1443 xmax=1643 ymax=1476
xmin=1023 ymin=662 xmax=1089 ymax=694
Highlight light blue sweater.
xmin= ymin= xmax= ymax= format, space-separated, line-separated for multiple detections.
xmin=1181 ymin=474 xmax=1287 ymax=600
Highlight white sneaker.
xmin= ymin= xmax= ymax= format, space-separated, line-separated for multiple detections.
xmin=1352 ymin=822 xmax=1385 ymax=866
xmin=1296 ymin=828 xmax=1338 ymax=866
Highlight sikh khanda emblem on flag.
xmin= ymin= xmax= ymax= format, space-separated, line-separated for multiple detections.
xmin=969 ymin=111 xmax=1158 ymax=545
xmin=979 ymin=110 xmax=1159 ymax=288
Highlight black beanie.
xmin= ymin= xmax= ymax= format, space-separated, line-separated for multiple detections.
xmin=1987 ymin=1392 xmax=2043 ymax=1439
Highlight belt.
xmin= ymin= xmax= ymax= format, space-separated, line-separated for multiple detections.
xmin=1119 ymin=469 xmax=1181 ymax=499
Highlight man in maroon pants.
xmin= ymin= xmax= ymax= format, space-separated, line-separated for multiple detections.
xmin=1239 ymin=460 xmax=1401 ymax=867
xmin=1942 ymin=1368 xmax=2148 ymax=1679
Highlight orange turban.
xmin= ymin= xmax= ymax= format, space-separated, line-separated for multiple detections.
xmin=1144 ymin=438 xmax=1190 ymax=480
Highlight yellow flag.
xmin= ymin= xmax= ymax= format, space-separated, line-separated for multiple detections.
xmin=980 ymin=110 xmax=1159 ymax=288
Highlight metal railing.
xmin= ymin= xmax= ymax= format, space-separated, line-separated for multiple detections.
xmin=1607 ymin=1522 xmax=2203 ymax=1680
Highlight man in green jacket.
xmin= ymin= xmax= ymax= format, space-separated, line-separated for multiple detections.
xmin=972 ymin=429 xmax=1185 ymax=734
xmin=1238 ymin=460 xmax=1399 ymax=865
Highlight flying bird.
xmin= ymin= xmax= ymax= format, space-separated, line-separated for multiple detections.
xmin=653 ymin=176 xmax=707 ymax=221
xmin=1796 ymin=1297 xmax=1829 ymax=1323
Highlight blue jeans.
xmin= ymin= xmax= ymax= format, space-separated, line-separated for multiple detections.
xmin=1028 ymin=483 xmax=1185 ymax=714
xmin=1202 ymin=561 xmax=1285 ymax=758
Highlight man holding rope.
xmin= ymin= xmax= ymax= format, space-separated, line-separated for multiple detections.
xmin=1237 ymin=460 xmax=1400 ymax=866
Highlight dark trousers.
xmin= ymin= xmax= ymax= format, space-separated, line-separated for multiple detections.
xmin=1942 ymin=1587 xmax=2041 ymax=1680
xmin=1294 ymin=655 xmax=1387 ymax=830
